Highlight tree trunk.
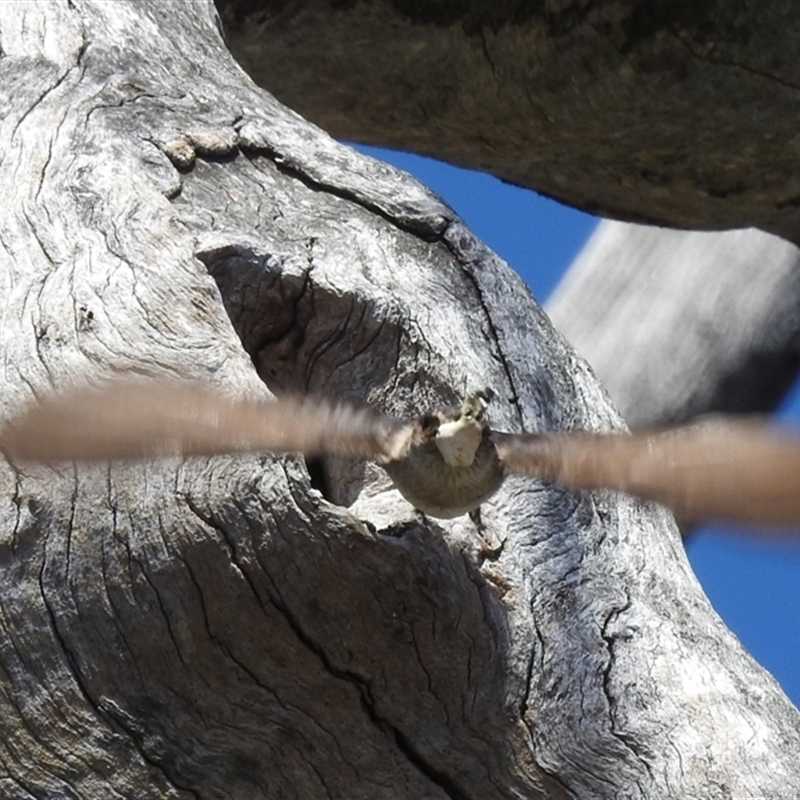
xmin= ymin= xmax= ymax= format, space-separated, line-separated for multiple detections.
xmin=0 ymin=3 xmax=798 ymax=800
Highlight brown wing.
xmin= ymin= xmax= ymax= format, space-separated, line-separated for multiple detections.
xmin=492 ymin=417 xmax=800 ymax=527
xmin=0 ymin=381 xmax=414 ymax=465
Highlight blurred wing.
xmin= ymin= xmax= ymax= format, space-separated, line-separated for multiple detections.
xmin=492 ymin=417 xmax=800 ymax=527
xmin=0 ymin=381 xmax=414 ymax=465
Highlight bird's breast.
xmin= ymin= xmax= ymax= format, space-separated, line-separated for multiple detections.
xmin=383 ymin=437 xmax=504 ymax=518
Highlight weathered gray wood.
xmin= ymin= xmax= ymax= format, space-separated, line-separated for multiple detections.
xmin=548 ymin=221 xmax=800 ymax=426
xmin=220 ymin=0 xmax=800 ymax=439
xmin=0 ymin=2 xmax=798 ymax=799
xmin=220 ymin=0 xmax=800 ymax=243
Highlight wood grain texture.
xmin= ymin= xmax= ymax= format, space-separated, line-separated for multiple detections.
xmin=221 ymin=0 xmax=800 ymax=436
xmin=0 ymin=2 xmax=798 ymax=799
xmin=220 ymin=0 xmax=800 ymax=241
xmin=547 ymin=221 xmax=800 ymax=427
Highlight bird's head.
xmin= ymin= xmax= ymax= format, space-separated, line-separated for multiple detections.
xmin=459 ymin=388 xmax=494 ymax=426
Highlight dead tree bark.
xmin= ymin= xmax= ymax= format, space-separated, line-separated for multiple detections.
xmin=220 ymin=0 xmax=800 ymax=425
xmin=0 ymin=2 xmax=798 ymax=799
xmin=220 ymin=0 xmax=800 ymax=241
xmin=547 ymin=221 xmax=800 ymax=426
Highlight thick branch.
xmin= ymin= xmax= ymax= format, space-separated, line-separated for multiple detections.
xmin=220 ymin=0 xmax=800 ymax=242
xmin=547 ymin=221 xmax=800 ymax=426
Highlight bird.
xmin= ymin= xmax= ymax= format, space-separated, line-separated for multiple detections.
xmin=1 ymin=379 xmax=799 ymax=526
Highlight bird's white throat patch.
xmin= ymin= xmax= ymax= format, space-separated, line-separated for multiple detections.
xmin=435 ymin=417 xmax=483 ymax=467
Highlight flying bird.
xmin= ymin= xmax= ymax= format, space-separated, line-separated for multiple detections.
xmin=1 ymin=380 xmax=799 ymax=526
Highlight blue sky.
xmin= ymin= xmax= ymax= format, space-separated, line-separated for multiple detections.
xmin=358 ymin=144 xmax=800 ymax=708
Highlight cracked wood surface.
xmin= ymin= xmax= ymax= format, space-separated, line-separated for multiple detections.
xmin=547 ymin=221 xmax=800 ymax=426
xmin=220 ymin=0 xmax=800 ymax=242
xmin=220 ymin=0 xmax=800 ymax=426
xmin=0 ymin=2 xmax=798 ymax=799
